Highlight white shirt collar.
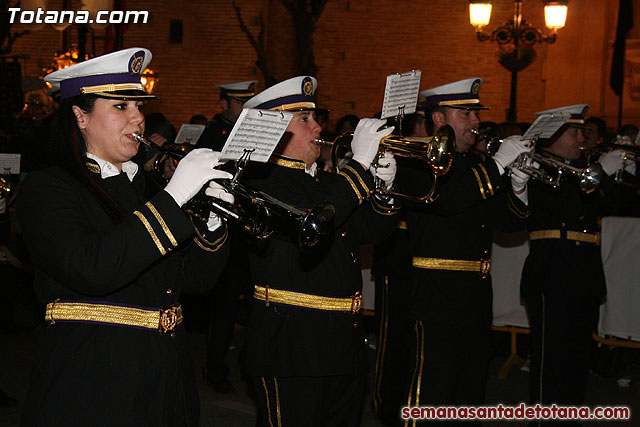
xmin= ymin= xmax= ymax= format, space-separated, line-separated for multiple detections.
xmin=86 ymin=152 xmax=139 ymax=182
xmin=305 ymin=162 xmax=317 ymax=177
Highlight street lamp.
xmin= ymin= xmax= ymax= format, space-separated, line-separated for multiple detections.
xmin=469 ymin=0 xmax=568 ymax=122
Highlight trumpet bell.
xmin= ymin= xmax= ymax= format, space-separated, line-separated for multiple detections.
xmin=579 ymin=163 xmax=604 ymax=194
xmin=0 ymin=176 xmax=11 ymax=200
xmin=299 ymin=201 xmax=336 ymax=248
xmin=328 ymin=124 xmax=456 ymax=203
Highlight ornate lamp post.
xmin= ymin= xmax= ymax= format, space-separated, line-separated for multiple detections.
xmin=469 ymin=0 xmax=568 ymax=122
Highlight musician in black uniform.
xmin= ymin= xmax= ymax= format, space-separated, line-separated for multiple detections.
xmin=196 ymin=80 xmax=257 ymax=151
xmin=520 ymin=104 xmax=634 ymax=423
xmin=196 ymin=79 xmax=257 ymax=393
xmin=17 ymin=48 xmax=233 ymax=426
xmin=396 ymin=78 xmax=533 ymax=423
xmin=241 ymin=76 xmax=400 ymax=426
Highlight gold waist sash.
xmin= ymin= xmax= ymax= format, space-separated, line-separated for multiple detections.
xmin=253 ymin=285 xmax=362 ymax=314
xmin=529 ymin=229 xmax=600 ymax=245
xmin=45 ymin=301 xmax=183 ymax=334
xmin=412 ymin=257 xmax=491 ymax=277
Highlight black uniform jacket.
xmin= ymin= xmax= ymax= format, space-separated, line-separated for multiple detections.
xmin=17 ymin=160 xmax=229 ymax=426
xmin=195 ymin=113 xmax=234 ymax=151
xmin=243 ymin=155 xmax=399 ymax=377
xmin=520 ymin=151 xmax=632 ymax=300
xmin=396 ymin=153 xmax=530 ymax=327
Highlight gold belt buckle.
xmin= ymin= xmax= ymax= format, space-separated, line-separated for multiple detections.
xmin=480 ymin=259 xmax=491 ymax=278
xmin=159 ymin=305 xmax=179 ymax=334
xmin=351 ymin=291 xmax=362 ymax=314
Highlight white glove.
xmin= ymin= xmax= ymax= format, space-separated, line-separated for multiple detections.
xmin=204 ymin=180 xmax=235 ymax=204
xmin=204 ymin=182 xmax=235 ymax=232
xmin=625 ymin=157 xmax=637 ymax=176
xmin=164 ymin=149 xmax=232 ymax=207
xmin=493 ymin=135 xmax=533 ymax=172
xmin=205 ymin=212 xmax=223 ymax=232
xmin=351 ymin=118 xmax=394 ymax=167
xmin=615 ymin=135 xmax=633 ymax=146
xmin=370 ymin=152 xmax=397 ymax=189
xmin=598 ymin=150 xmax=626 ymax=176
xmin=510 ymin=167 xmax=530 ymax=193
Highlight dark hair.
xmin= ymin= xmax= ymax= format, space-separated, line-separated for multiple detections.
xmin=478 ymin=121 xmax=504 ymax=141
xmin=425 ymin=106 xmax=447 ymax=136
xmin=585 ymin=117 xmax=607 ymax=139
xmin=315 ymin=109 xmax=329 ymax=126
xmin=400 ymin=113 xmax=427 ymax=137
xmin=49 ymin=94 xmax=128 ymax=222
xmin=190 ymin=114 xmax=207 ymax=125
xmin=336 ymin=114 xmax=359 ymax=134
xmin=144 ymin=112 xmax=176 ymax=141
xmin=618 ymin=123 xmax=638 ymax=138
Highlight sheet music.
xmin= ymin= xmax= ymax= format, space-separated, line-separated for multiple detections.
xmin=0 ymin=153 xmax=20 ymax=174
xmin=220 ymin=108 xmax=293 ymax=162
xmin=522 ymin=112 xmax=571 ymax=140
xmin=174 ymin=124 xmax=205 ymax=145
xmin=381 ymin=70 xmax=422 ymax=119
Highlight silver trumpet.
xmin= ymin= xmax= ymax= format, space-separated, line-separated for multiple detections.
xmin=512 ymin=152 xmax=603 ymax=194
xmin=585 ymin=142 xmax=640 ymax=189
xmin=471 ymin=130 xmax=603 ymax=194
xmin=132 ymin=133 xmax=335 ymax=249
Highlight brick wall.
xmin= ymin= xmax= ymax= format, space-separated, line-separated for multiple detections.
xmin=7 ymin=0 xmax=634 ymax=133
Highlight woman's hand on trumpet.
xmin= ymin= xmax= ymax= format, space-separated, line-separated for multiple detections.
xmin=164 ymin=149 xmax=232 ymax=207
xmin=351 ymin=118 xmax=394 ymax=169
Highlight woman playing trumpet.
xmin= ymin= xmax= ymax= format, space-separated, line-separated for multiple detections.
xmin=17 ymin=48 xmax=232 ymax=426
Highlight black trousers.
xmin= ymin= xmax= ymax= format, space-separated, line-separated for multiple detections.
xmin=372 ymin=273 xmax=411 ymax=425
xmin=524 ymin=292 xmax=599 ymax=408
xmin=254 ymin=374 xmax=365 ymax=427
xmin=400 ymin=319 xmax=489 ymax=426
xmin=204 ymin=236 xmax=251 ymax=383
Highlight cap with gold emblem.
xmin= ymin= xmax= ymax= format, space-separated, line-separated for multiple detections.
xmin=244 ymin=76 xmax=317 ymax=111
xmin=45 ymin=47 xmax=155 ymax=100
xmin=217 ymin=80 xmax=258 ymax=101
xmin=535 ymin=104 xmax=590 ymax=125
xmin=420 ymin=77 xmax=488 ymax=110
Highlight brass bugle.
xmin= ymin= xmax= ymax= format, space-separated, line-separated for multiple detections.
xmin=317 ymin=125 xmax=456 ymax=204
xmin=132 ymin=133 xmax=336 ymax=249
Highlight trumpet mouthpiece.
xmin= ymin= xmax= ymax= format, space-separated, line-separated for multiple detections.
xmin=131 ymin=132 xmax=146 ymax=145
xmin=314 ymin=138 xmax=331 ymax=146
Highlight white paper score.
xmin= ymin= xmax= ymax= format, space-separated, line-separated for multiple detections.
xmin=220 ymin=108 xmax=293 ymax=163
xmin=381 ymin=70 xmax=422 ymax=119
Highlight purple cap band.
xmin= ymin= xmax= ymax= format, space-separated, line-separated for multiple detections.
xmin=256 ymin=94 xmax=315 ymax=110
xmin=426 ymin=93 xmax=480 ymax=109
xmin=60 ymin=72 xmax=141 ymax=99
